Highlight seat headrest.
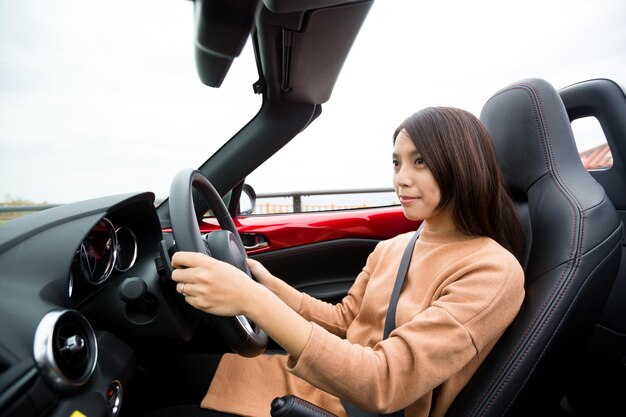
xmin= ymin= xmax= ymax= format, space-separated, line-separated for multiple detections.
xmin=480 ymin=78 xmax=587 ymax=196
xmin=481 ymin=78 xmax=613 ymax=279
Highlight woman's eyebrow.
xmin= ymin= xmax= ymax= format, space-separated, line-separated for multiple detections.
xmin=392 ymin=150 xmax=421 ymax=158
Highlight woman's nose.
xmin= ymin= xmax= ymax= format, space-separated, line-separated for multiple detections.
xmin=395 ymin=164 xmax=412 ymax=188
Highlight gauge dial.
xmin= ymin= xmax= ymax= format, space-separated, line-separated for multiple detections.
xmin=71 ymin=218 xmax=117 ymax=285
xmin=115 ymin=226 xmax=138 ymax=272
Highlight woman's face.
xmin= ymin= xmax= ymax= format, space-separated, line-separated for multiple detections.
xmin=392 ymin=130 xmax=452 ymax=229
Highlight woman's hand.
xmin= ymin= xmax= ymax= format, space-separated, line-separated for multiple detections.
xmin=171 ymin=251 xmax=312 ymax=360
xmin=171 ymin=251 xmax=259 ymax=317
xmin=247 ymin=258 xmax=304 ymax=312
xmin=247 ymin=258 xmax=277 ymax=287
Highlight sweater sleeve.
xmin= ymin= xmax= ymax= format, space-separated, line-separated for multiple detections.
xmin=297 ymin=242 xmax=382 ymax=338
xmin=287 ymin=254 xmax=524 ymax=413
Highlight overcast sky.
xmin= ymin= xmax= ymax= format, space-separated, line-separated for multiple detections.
xmin=1 ymin=0 xmax=625 ymax=204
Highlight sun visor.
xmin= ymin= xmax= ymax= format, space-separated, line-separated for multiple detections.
xmin=256 ymin=0 xmax=374 ymax=104
xmin=194 ymin=0 xmax=262 ymax=87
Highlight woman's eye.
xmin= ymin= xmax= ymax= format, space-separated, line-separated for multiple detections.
xmin=392 ymin=159 xmax=399 ymax=167
xmin=415 ymin=157 xmax=425 ymax=166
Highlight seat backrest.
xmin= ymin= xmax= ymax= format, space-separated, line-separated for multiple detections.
xmin=558 ymin=78 xmax=626 ymax=413
xmin=446 ymin=78 xmax=623 ymax=417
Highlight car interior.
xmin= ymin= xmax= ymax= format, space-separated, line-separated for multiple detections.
xmin=0 ymin=1 xmax=625 ymax=417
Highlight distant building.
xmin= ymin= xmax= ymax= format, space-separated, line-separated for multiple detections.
xmin=579 ymin=143 xmax=613 ymax=170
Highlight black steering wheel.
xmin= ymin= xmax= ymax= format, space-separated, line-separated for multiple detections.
xmin=169 ymin=168 xmax=267 ymax=357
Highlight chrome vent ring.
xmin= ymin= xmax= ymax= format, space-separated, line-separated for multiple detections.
xmin=33 ymin=309 xmax=98 ymax=393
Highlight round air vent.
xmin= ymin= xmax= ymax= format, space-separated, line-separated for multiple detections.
xmin=33 ymin=309 xmax=98 ymax=393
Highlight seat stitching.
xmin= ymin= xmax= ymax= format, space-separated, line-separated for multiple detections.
xmin=499 ymin=228 xmax=620 ymax=415
xmin=483 ymin=83 xmax=585 ymax=415
xmin=529 ymin=82 xmax=586 ymax=258
xmin=471 ymin=83 xmax=586 ymax=416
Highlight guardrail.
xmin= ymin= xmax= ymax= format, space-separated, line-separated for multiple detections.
xmin=255 ymin=187 xmax=395 ymax=213
xmin=0 ymin=188 xmax=397 ymax=220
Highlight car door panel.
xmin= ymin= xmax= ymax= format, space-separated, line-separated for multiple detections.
xmin=199 ymin=206 xmax=419 ymax=303
xmin=252 ymin=238 xmax=379 ymax=303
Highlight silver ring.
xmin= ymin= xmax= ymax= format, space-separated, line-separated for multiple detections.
xmin=181 ymin=282 xmax=186 ymax=296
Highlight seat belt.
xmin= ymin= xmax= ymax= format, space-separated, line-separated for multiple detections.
xmin=341 ymin=224 xmax=423 ymax=417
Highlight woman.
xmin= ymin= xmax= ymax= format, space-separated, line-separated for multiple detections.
xmin=165 ymin=107 xmax=525 ymax=417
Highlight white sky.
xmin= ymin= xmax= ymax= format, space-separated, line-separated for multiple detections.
xmin=0 ymin=0 xmax=625 ymax=204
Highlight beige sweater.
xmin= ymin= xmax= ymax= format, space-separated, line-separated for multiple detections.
xmin=201 ymin=229 xmax=525 ymax=417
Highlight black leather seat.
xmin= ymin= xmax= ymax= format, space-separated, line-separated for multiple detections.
xmin=558 ymin=78 xmax=626 ymax=414
xmin=445 ymin=78 xmax=624 ymax=416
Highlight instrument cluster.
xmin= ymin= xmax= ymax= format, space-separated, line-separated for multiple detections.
xmin=69 ymin=217 xmax=138 ymax=300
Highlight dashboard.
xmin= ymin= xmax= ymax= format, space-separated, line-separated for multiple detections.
xmin=0 ymin=192 xmax=195 ymax=417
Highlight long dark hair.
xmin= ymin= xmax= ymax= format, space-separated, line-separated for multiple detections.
xmin=393 ymin=107 xmax=524 ymax=262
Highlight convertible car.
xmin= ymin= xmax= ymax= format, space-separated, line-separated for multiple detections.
xmin=1 ymin=1 xmax=625 ymax=417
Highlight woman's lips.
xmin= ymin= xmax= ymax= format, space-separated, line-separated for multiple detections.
xmin=399 ymin=196 xmax=419 ymax=205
